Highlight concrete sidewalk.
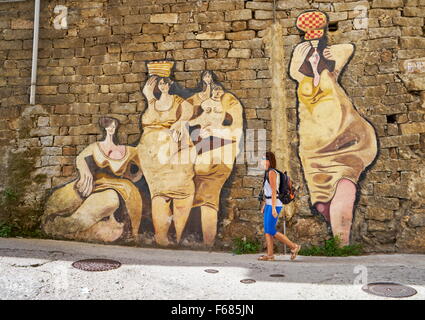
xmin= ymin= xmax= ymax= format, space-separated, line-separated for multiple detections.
xmin=0 ymin=238 xmax=424 ymax=300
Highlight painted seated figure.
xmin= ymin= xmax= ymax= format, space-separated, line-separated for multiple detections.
xmin=41 ymin=117 xmax=143 ymax=243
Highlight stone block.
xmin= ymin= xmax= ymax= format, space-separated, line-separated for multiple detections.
xmin=404 ymin=7 xmax=425 ymax=17
xmin=133 ymin=34 xmax=164 ymax=43
xmin=407 ymin=213 xmax=425 ymax=228
xmin=368 ymin=27 xmax=401 ymax=39
xmin=226 ymin=70 xmax=256 ymax=80
xmin=334 ymin=1 xmax=370 ymax=11
xmin=142 ymin=24 xmax=169 ymax=34
xmin=246 ymin=1 xmax=273 ymax=10
xmin=374 ymin=183 xmax=410 ymax=199
xmin=102 ymin=63 xmax=131 ymax=75
xmin=11 ymin=18 xmax=33 ymax=29
xmin=226 ymin=30 xmax=256 ymax=41
xmin=30 ymin=127 xmax=60 ymax=137
xmin=248 ymin=20 xmax=273 ymax=30
xmin=393 ymin=17 xmax=424 ymax=26
xmin=196 ymin=31 xmax=225 ymax=40
xmin=206 ymin=59 xmax=237 ymax=70
xmin=150 ymin=13 xmax=179 ymax=24
xmin=208 ymin=1 xmax=237 ymax=11
xmin=254 ymin=10 xmax=273 ymax=20
xmin=225 ymin=9 xmax=252 ymax=22
xmin=239 ymin=58 xmax=269 ymax=70
xmin=200 ymin=40 xmax=229 ymax=49
xmin=173 ymin=48 xmax=204 ymax=60
xmin=232 ymin=39 xmax=263 ymax=50
xmin=365 ymin=207 xmax=394 ymax=221
xmin=379 ymin=134 xmax=420 ymax=148
xmin=185 ymin=59 xmax=205 ymax=71
xmin=39 ymin=94 xmax=75 ymax=105
xmin=232 ymin=21 xmax=247 ymax=32
xmin=400 ymin=122 xmax=425 ymax=135
xmin=277 ymin=0 xmax=309 ymax=10
xmin=372 ymin=0 xmax=404 ymax=8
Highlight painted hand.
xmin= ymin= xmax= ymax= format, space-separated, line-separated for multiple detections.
xmin=144 ymin=76 xmax=158 ymax=93
xmin=170 ymin=121 xmax=187 ymax=142
xmin=294 ymin=41 xmax=312 ymax=62
xmin=76 ymin=167 xmax=93 ymax=197
xmin=323 ymin=46 xmax=333 ymax=60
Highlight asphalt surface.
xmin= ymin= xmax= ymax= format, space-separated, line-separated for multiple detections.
xmin=0 ymin=238 xmax=424 ymax=300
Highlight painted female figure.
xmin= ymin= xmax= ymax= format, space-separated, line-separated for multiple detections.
xmin=188 ymin=83 xmax=243 ymax=246
xmin=138 ymin=61 xmax=196 ymax=246
xmin=42 ymin=117 xmax=143 ymax=242
xmin=289 ymin=11 xmax=378 ymax=245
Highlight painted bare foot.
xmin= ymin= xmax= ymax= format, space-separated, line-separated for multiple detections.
xmin=155 ymin=234 xmax=170 ymax=247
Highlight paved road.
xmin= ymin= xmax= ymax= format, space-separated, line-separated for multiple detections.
xmin=0 ymin=238 xmax=424 ymax=300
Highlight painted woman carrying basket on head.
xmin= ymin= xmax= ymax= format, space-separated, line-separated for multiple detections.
xmin=289 ymin=11 xmax=378 ymax=246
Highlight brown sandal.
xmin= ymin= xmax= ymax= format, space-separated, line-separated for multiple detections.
xmin=257 ymin=255 xmax=275 ymax=261
xmin=290 ymin=245 xmax=301 ymax=261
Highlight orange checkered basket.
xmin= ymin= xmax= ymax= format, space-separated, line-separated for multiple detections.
xmin=296 ymin=11 xmax=328 ymax=40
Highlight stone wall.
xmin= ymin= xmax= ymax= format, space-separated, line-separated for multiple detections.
xmin=0 ymin=0 xmax=424 ymax=252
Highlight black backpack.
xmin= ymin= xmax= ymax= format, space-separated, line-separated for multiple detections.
xmin=258 ymin=169 xmax=296 ymax=205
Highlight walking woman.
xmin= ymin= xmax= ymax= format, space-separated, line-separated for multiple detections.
xmin=258 ymin=152 xmax=301 ymax=261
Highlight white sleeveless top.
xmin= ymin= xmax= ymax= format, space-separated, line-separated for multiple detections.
xmin=264 ymin=169 xmax=283 ymax=207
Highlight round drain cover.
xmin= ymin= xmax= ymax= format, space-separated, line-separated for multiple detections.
xmin=240 ymin=279 xmax=256 ymax=284
xmin=270 ymin=274 xmax=285 ymax=278
xmin=362 ymin=282 xmax=417 ymax=298
xmin=72 ymin=259 xmax=121 ymax=272
xmin=204 ymin=269 xmax=219 ymax=274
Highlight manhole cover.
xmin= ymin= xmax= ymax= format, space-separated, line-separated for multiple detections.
xmin=204 ymin=269 xmax=219 ymax=274
xmin=240 ymin=279 xmax=256 ymax=284
xmin=270 ymin=274 xmax=285 ymax=278
xmin=362 ymin=282 xmax=417 ymax=298
xmin=72 ymin=259 xmax=121 ymax=272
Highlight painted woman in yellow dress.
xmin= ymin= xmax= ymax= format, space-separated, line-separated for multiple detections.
xmin=41 ymin=117 xmax=143 ymax=243
xmin=290 ymin=11 xmax=378 ymax=245
xmin=138 ymin=64 xmax=197 ymax=247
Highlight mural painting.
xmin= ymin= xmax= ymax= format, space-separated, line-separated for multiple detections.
xmin=41 ymin=61 xmax=243 ymax=247
xmin=289 ymin=10 xmax=378 ymax=246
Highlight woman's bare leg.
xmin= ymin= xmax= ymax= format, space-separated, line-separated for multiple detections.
xmin=201 ymin=206 xmax=217 ymax=247
xmin=329 ymin=179 xmax=356 ymax=246
xmin=173 ymin=195 xmax=194 ymax=244
xmin=265 ymin=234 xmax=274 ymax=256
xmin=152 ymin=196 xmax=172 ymax=246
xmin=274 ymin=232 xmax=297 ymax=250
xmin=45 ymin=189 xmax=120 ymax=235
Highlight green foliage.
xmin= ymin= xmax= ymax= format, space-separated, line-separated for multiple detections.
xmin=299 ymin=236 xmax=363 ymax=257
xmin=3 ymin=188 xmax=18 ymax=202
xmin=232 ymin=237 xmax=261 ymax=255
xmin=0 ymin=149 xmax=46 ymax=239
xmin=0 ymin=223 xmax=12 ymax=237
